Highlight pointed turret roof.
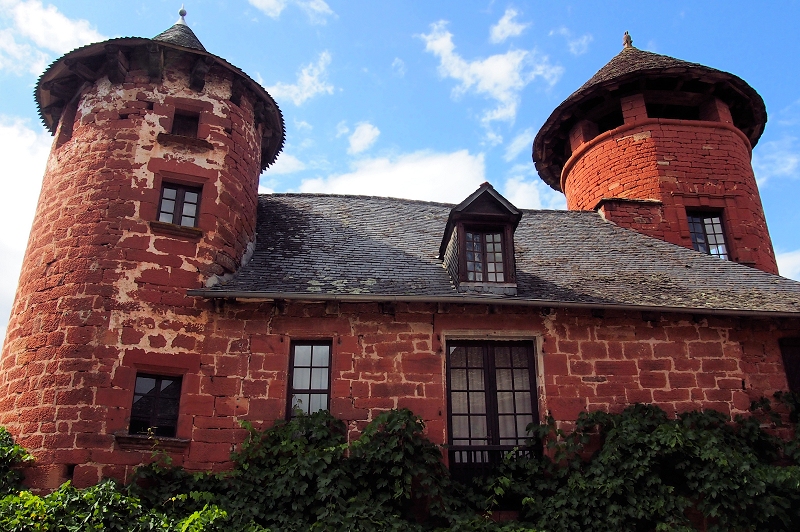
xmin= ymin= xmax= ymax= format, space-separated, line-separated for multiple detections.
xmin=153 ymin=7 xmax=206 ymax=51
xmin=34 ymin=7 xmax=285 ymax=169
xmin=532 ymin=34 xmax=767 ymax=191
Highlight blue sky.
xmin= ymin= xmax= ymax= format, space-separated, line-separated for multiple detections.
xmin=0 ymin=0 xmax=799 ymax=335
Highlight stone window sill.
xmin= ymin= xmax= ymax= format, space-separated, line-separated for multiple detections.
xmin=149 ymin=220 xmax=203 ymax=240
xmin=156 ymin=132 xmax=214 ymax=151
xmin=115 ymin=434 xmax=190 ymax=453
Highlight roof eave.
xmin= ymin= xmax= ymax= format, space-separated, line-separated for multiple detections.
xmin=185 ymin=289 xmax=800 ymax=319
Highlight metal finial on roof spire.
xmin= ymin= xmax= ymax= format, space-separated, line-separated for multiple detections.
xmin=176 ymin=5 xmax=187 ymax=25
xmin=623 ymin=31 xmax=633 ymax=49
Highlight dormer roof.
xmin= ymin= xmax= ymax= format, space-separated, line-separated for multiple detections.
xmin=438 ymin=182 xmax=522 ymax=259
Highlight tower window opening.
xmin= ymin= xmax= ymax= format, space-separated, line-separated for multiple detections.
xmin=595 ymin=107 xmax=624 ymax=133
xmin=159 ymin=183 xmax=202 ymax=227
xmin=171 ymin=111 xmax=199 ymax=137
xmin=687 ymin=211 xmax=728 ymax=260
xmin=129 ymin=373 xmax=182 ymax=438
xmin=646 ymin=103 xmax=701 ymax=121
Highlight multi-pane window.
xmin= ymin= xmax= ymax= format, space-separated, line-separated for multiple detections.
xmin=129 ymin=374 xmax=182 ymax=437
xmin=159 ymin=184 xmax=201 ymax=227
xmin=447 ymin=341 xmax=537 ymax=480
xmin=780 ymin=338 xmax=800 ymax=393
xmin=687 ymin=212 xmax=728 ymax=260
xmin=465 ymin=231 xmax=505 ymax=282
xmin=288 ymin=342 xmax=331 ymax=417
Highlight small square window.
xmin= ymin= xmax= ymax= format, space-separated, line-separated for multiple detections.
xmin=465 ymin=230 xmax=505 ymax=282
xmin=687 ymin=211 xmax=728 ymax=260
xmin=129 ymin=374 xmax=182 ymax=438
xmin=159 ymin=183 xmax=202 ymax=227
xmin=171 ymin=111 xmax=199 ymax=138
xmin=288 ymin=342 xmax=331 ymax=418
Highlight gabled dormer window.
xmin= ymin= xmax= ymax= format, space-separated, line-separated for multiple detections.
xmin=464 ymin=229 xmax=506 ymax=282
xmin=440 ymin=183 xmax=521 ymax=296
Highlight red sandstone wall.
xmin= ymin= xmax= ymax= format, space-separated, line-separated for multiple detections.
xmin=563 ymin=119 xmax=778 ymax=274
xmin=6 ymin=291 xmax=800 ymax=489
xmin=0 ymin=56 xmax=264 ymax=489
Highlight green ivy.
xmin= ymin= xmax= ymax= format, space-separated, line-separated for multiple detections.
xmin=2 ymin=399 xmax=800 ymax=531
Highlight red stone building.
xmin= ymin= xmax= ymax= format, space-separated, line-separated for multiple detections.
xmin=1 ymin=18 xmax=799 ymax=491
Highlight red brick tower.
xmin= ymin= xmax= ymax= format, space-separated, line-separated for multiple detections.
xmin=0 ymin=10 xmax=284 ymax=488
xmin=533 ymin=32 xmax=777 ymax=274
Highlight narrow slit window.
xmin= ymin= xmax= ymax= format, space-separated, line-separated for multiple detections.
xmin=780 ymin=338 xmax=800 ymax=393
xmin=158 ymin=183 xmax=202 ymax=227
xmin=129 ymin=373 xmax=182 ymax=438
xmin=687 ymin=212 xmax=728 ymax=260
xmin=288 ymin=342 xmax=331 ymax=417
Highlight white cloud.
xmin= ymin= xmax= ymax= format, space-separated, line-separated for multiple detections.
xmin=0 ymin=116 xmax=52 ymax=340
xmin=265 ymin=51 xmax=334 ymax=106
xmin=752 ymin=136 xmax=800 ymax=186
xmin=258 ymin=184 xmax=275 ymax=194
xmin=489 ymin=8 xmax=529 ymax=44
xmin=777 ymin=249 xmax=800 ymax=281
xmin=503 ymin=174 xmax=566 ymax=210
xmin=268 ymin=153 xmax=306 ymax=174
xmin=504 ymin=127 xmax=534 ymax=161
xmin=420 ymin=21 xmax=562 ymax=125
xmin=391 ymin=57 xmax=406 ymax=77
xmin=0 ymin=27 xmax=47 ymax=74
xmin=335 ymin=120 xmax=349 ymax=137
xmin=550 ymin=27 xmax=593 ymax=56
xmin=7 ymin=0 xmax=105 ymax=54
xmin=294 ymin=119 xmax=312 ymax=131
xmin=298 ymin=150 xmax=486 ymax=203
xmin=0 ymin=0 xmax=105 ymax=74
xmin=248 ymin=0 xmax=334 ymax=24
xmin=249 ymin=0 xmax=287 ymax=18
xmin=484 ymin=129 xmax=503 ymax=147
xmin=347 ymin=122 xmax=380 ymax=155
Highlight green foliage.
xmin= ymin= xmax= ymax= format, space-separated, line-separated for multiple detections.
xmin=0 ymin=427 xmax=32 ymax=496
xmin=2 ymin=401 xmax=800 ymax=530
xmin=486 ymin=402 xmax=800 ymax=531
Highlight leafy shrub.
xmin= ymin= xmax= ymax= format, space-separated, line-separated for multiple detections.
xmin=3 ymin=400 xmax=800 ymax=530
xmin=0 ymin=426 xmax=32 ymax=496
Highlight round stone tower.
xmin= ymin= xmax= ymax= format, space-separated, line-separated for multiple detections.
xmin=533 ymin=33 xmax=777 ymax=274
xmin=0 ymin=10 xmax=284 ymax=488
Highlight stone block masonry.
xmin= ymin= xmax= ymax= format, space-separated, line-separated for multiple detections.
xmin=563 ymin=116 xmax=778 ymax=274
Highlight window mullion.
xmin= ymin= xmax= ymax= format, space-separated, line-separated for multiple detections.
xmin=484 ymin=344 xmax=500 ymax=446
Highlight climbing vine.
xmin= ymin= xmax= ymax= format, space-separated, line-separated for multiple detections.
xmin=1 ymin=397 xmax=800 ymax=531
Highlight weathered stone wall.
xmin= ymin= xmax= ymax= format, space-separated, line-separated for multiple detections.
xmin=9 ymin=286 xmax=800 ymax=490
xmin=0 ymin=53 xmax=263 ymax=490
xmin=563 ymin=115 xmax=778 ymax=274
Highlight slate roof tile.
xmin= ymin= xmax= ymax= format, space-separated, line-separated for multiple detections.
xmin=199 ymin=194 xmax=800 ymax=315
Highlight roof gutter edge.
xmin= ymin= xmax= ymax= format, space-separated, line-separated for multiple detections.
xmin=185 ymin=289 xmax=800 ymax=319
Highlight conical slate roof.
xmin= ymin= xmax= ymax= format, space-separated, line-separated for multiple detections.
xmin=153 ymin=11 xmax=206 ymax=51
xmin=533 ymin=38 xmax=767 ymax=191
xmin=33 ymin=8 xmax=285 ymax=169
